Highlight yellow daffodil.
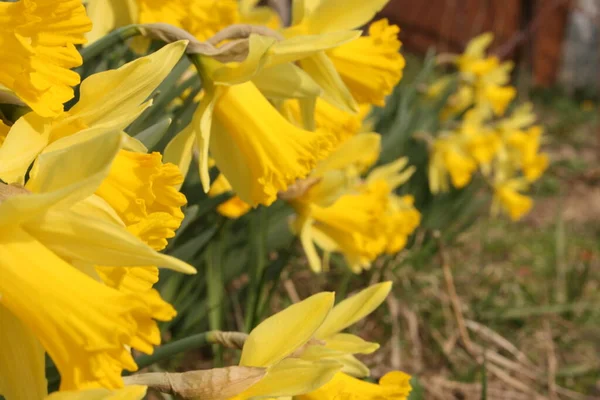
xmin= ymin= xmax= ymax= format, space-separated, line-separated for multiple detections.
xmin=285 ymin=0 xmax=392 ymax=111
xmin=492 ymin=179 xmax=533 ymax=221
xmin=90 ymin=149 xmax=187 ymax=325
xmin=0 ymin=130 xmax=195 ymax=398
xmin=213 ymin=292 xmax=341 ymax=400
xmin=289 ymin=134 xmax=419 ymax=273
xmin=165 ymin=32 xmax=359 ymax=207
xmin=0 ymin=41 xmax=187 ymax=185
xmin=206 ymin=81 xmax=337 ymax=207
xmin=428 ymin=135 xmax=477 ymax=193
xmin=45 ymin=386 xmax=147 ymax=400
xmin=297 ymin=370 xmax=412 ymax=400
xmin=0 ymin=0 xmax=91 ymax=117
xmin=505 ymin=125 xmax=548 ymax=182
xmin=328 ymin=19 xmax=405 ymax=107
xmin=299 ymin=282 xmax=391 ymax=377
xmin=436 ymin=33 xmax=516 ymax=119
xmin=365 ymin=159 xmax=420 ymax=254
xmin=95 ymin=150 xmax=186 ymax=250
xmin=208 ymin=173 xmax=252 ymax=219
xmin=289 ymin=133 xmax=384 ymax=272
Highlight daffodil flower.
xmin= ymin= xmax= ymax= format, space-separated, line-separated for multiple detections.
xmin=327 ymin=19 xmax=406 ymax=107
xmin=428 ymin=135 xmax=477 ymax=193
xmin=164 ymin=31 xmax=359 ymax=207
xmin=125 ymin=292 xmax=342 ymax=399
xmin=297 ymin=282 xmax=392 ymax=377
xmin=0 ymin=129 xmax=195 ymax=398
xmin=289 ymin=134 xmax=420 ymax=273
xmin=0 ymin=0 xmax=92 ymax=117
xmin=492 ymin=178 xmax=533 ymax=221
xmin=0 ymin=41 xmax=187 ymax=185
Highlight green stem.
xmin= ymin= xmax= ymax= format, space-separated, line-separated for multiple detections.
xmin=80 ymin=25 xmax=142 ymax=63
xmin=134 ymin=332 xmax=209 ymax=370
xmin=244 ymin=208 xmax=267 ymax=331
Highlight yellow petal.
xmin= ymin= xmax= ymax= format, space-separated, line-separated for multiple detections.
xmin=163 ymin=124 xmax=196 ymax=189
xmin=0 ymin=0 xmax=91 ymax=117
xmin=252 ymin=63 xmax=322 ymax=100
xmin=324 ymin=333 xmax=380 ymax=354
xmin=240 ymin=292 xmax=335 ymax=367
xmin=299 ymin=52 xmax=358 ymax=113
xmin=495 ymin=185 xmax=533 ymax=221
xmin=85 ymin=0 xmax=138 ymax=44
xmin=209 ymin=81 xmax=338 ymax=206
xmin=315 ymin=282 xmax=392 ymax=338
xmin=269 ymin=31 xmax=361 ymax=67
xmin=238 ymin=358 xmax=342 ymax=399
xmin=302 ymin=0 xmax=389 ymax=33
xmin=328 ymin=19 xmax=405 ymax=107
xmin=312 ymin=132 xmax=381 ymax=177
xmin=297 ymin=371 xmax=412 ymax=400
xmin=335 ymin=354 xmax=371 ymax=378
xmin=297 ymin=215 xmax=323 ymax=273
xmin=0 ymin=113 xmax=50 ymax=185
xmin=95 ymin=150 xmax=187 ymax=251
xmin=0 ymin=130 xmax=122 ymax=227
xmin=53 ymin=41 xmax=187 ymax=141
xmin=24 ymin=209 xmax=196 ymax=274
xmin=207 ymin=174 xmax=252 ymax=219
xmin=26 ymin=128 xmax=122 ymax=199
xmin=0 ymin=227 xmax=157 ymax=389
xmin=45 ymin=386 xmax=147 ymax=400
xmin=367 ymin=157 xmax=415 ymax=191
xmin=0 ymin=305 xmax=47 ymax=400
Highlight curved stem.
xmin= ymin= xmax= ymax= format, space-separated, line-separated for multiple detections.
xmin=134 ymin=332 xmax=209 ymax=370
xmin=80 ymin=25 xmax=142 ymax=63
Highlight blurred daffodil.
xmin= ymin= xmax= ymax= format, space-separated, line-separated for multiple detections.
xmin=0 ymin=41 xmax=187 ymax=185
xmin=207 ymin=173 xmax=252 ymax=219
xmin=0 ymin=129 xmax=195 ymax=398
xmin=428 ymin=135 xmax=477 ymax=193
xmin=432 ymin=32 xmax=516 ymax=119
xmin=492 ymin=178 xmax=533 ymax=221
xmin=0 ymin=0 xmax=91 ymax=117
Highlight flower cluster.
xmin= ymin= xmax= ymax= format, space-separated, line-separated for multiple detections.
xmin=427 ymin=33 xmax=548 ymax=221
xmin=0 ymin=0 xmax=418 ymax=399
